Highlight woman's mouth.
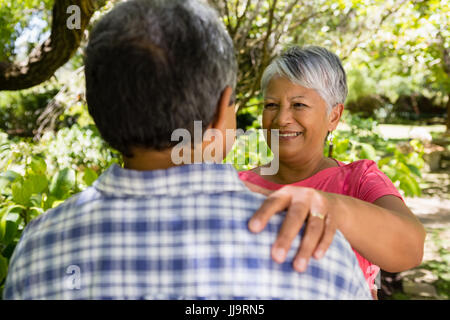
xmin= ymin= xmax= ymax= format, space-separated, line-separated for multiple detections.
xmin=279 ymin=132 xmax=302 ymax=137
xmin=273 ymin=131 xmax=303 ymax=140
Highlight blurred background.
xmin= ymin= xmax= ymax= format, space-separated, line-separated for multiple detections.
xmin=0 ymin=0 xmax=449 ymax=299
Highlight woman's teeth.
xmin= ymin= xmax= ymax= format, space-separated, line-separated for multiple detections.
xmin=279 ymin=132 xmax=302 ymax=137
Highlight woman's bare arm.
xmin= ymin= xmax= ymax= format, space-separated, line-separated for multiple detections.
xmin=327 ymin=193 xmax=425 ymax=272
xmin=246 ymin=182 xmax=426 ymax=273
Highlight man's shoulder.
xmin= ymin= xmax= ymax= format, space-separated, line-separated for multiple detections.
xmin=23 ymin=183 xmax=267 ymax=235
xmin=23 ymin=186 xmax=102 ymax=236
xmin=217 ymin=188 xmax=267 ymax=207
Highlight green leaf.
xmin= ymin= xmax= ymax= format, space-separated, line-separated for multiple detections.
xmin=0 ymin=176 xmax=10 ymax=191
xmin=0 ymin=255 xmax=7 ymax=284
xmin=335 ymin=139 xmax=350 ymax=154
xmin=29 ymin=194 xmax=43 ymax=208
xmin=0 ymin=206 xmax=22 ymax=245
xmin=0 ymin=207 xmax=5 ymax=240
xmin=377 ymin=156 xmax=392 ymax=168
xmin=359 ymin=143 xmax=377 ymax=160
xmin=51 ymin=200 xmax=65 ymax=209
xmin=29 ymin=156 xmax=47 ymax=175
xmin=407 ymin=152 xmax=425 ymax=169
xmin=0 ymin=170 xmax=21 ymax=190
xmin=409 ymin=139 xmax=424 ymax=153
xmin=29 ymin=207 xmax=44 ymax=220
xmin=399 ymin=175 xmax=421 ymax=197
xmin=380 ymin=164 xmax=397 ymax=181
xmin=82 ymin=167 xmax=98 ymax=187
xmin=397 ymin=162 xmax=413 ymax=175
xmin=49 ymin=168 xmax=76 ymax=200
xmin=43 ymin=195 xmax=58 ymax=211
xmin=11 ymin=179 xmax=32 ymax=207
xmin=26 ymin=174 xmax=48 ymax=194
xmin=406 ymin=164 xmax=422 ymax=178
xmin=395 ymin=152 xmax=408 ymax=163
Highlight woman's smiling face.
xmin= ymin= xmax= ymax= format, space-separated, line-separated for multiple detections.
xmin=262 ymin=76 xmax=332 ymax=162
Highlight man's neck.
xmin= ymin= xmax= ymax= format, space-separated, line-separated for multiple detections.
xmin=123 ymin=148 xmax=177 ymax=171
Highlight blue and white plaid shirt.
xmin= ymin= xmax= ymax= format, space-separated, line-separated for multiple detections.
xmin=4 ymin=163 xmax=371 ymax=300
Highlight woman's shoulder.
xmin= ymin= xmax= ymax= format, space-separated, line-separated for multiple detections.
xmin=237 ymin=166 xmax=281 ymax=190
xmin=238 ymin=160 xmax=379 ymax=179
xmin=337 ymin=159 xmax=379 ymax=172
xmin=238 ymin=162 xmax=268 ymax=175
xmin=341 ymin=160 xmax=403 ymax=202
xmin=237 ymin=167 xmax=259 ymax=180
xmin=240 ymin=160 xmax=379 ymax=176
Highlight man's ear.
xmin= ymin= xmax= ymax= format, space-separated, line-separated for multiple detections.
xmin=210 ymin=86 xmax=235 ymax=131
xmin=328 ymin=103 xmax=344 ymax=131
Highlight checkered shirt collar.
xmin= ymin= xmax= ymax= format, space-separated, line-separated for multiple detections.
xmin=93 ymin=163 xmax=248 ymax=197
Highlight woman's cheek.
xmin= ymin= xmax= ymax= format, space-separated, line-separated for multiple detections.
xmin=261 ymin=112 xmax=272 ymax=129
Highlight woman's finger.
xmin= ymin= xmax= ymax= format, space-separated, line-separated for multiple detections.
xmin=292 ymin=212 xmax=326 ymax=272
xmin=270 ymin=201 xmax=309 ymax=263
xmin=248 ymin=189 xmax=292 ymax=233
xmin=313 ymin=215 xmax=337 ymax=260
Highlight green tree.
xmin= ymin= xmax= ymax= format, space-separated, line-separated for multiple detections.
xmin=0 ymin=0 xmax=108 ymax=91
xmin=210 ymin=0 xmax=449 ymax=129
xmin=344 ymin=0 xmax=450 ymax=129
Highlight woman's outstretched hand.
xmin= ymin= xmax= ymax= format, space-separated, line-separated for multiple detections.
xmin=243 ymin=181 xmax=339 ymax=273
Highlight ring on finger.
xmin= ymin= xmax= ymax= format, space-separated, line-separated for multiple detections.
xmin=310 ymin=211 xmax=325 ymax=220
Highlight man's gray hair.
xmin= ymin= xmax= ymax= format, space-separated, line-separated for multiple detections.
xmin=261 ymin=46 xmax=348 ymax=113
xmin=85 ymin=0 xmax=237 ymax=156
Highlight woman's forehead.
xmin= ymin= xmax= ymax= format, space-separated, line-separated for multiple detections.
xmin=265 ymin=77 xmax=317 ymax=99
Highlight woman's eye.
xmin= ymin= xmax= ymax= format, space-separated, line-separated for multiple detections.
xmin=293 ymin=102 xmax=306 ymax=108
xmin=264 ymin=103 xmax=278 ymax=109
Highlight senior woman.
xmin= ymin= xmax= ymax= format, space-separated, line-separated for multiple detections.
xmin=240 ymin=46 xmax=426 ymax=299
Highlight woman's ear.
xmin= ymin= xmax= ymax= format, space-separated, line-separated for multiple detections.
xmin=328 ymin=103 xmax=344 ymax=131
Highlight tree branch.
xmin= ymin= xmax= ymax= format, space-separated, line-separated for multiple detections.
xmin=234 ymin=0 xmax=263 ymax=48
xmin=232 ymin=0 xmax=252 ymax=36
xmin=236 ymin=0 xmax=277 ymax=111
xmin=271 ymin=0 xmax=300 ymax=33
xmin=0 ymin=0 xmax=107 ymax=91
xmin=221 ymin=0 xmax=234 ymax=37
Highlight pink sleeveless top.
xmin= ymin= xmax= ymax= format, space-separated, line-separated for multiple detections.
xmin=238 ymin=159 xmax=403 ymax=290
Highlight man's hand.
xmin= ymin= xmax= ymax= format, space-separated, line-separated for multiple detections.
xmin=244 ymin=181 xmax=339 ymax=273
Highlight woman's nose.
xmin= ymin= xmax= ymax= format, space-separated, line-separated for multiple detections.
xmin=274 ymin=106 xmax=294 ymax=127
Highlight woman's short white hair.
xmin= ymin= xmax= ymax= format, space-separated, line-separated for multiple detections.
xmin=261 ymin=46 xmax=348 ymax=113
